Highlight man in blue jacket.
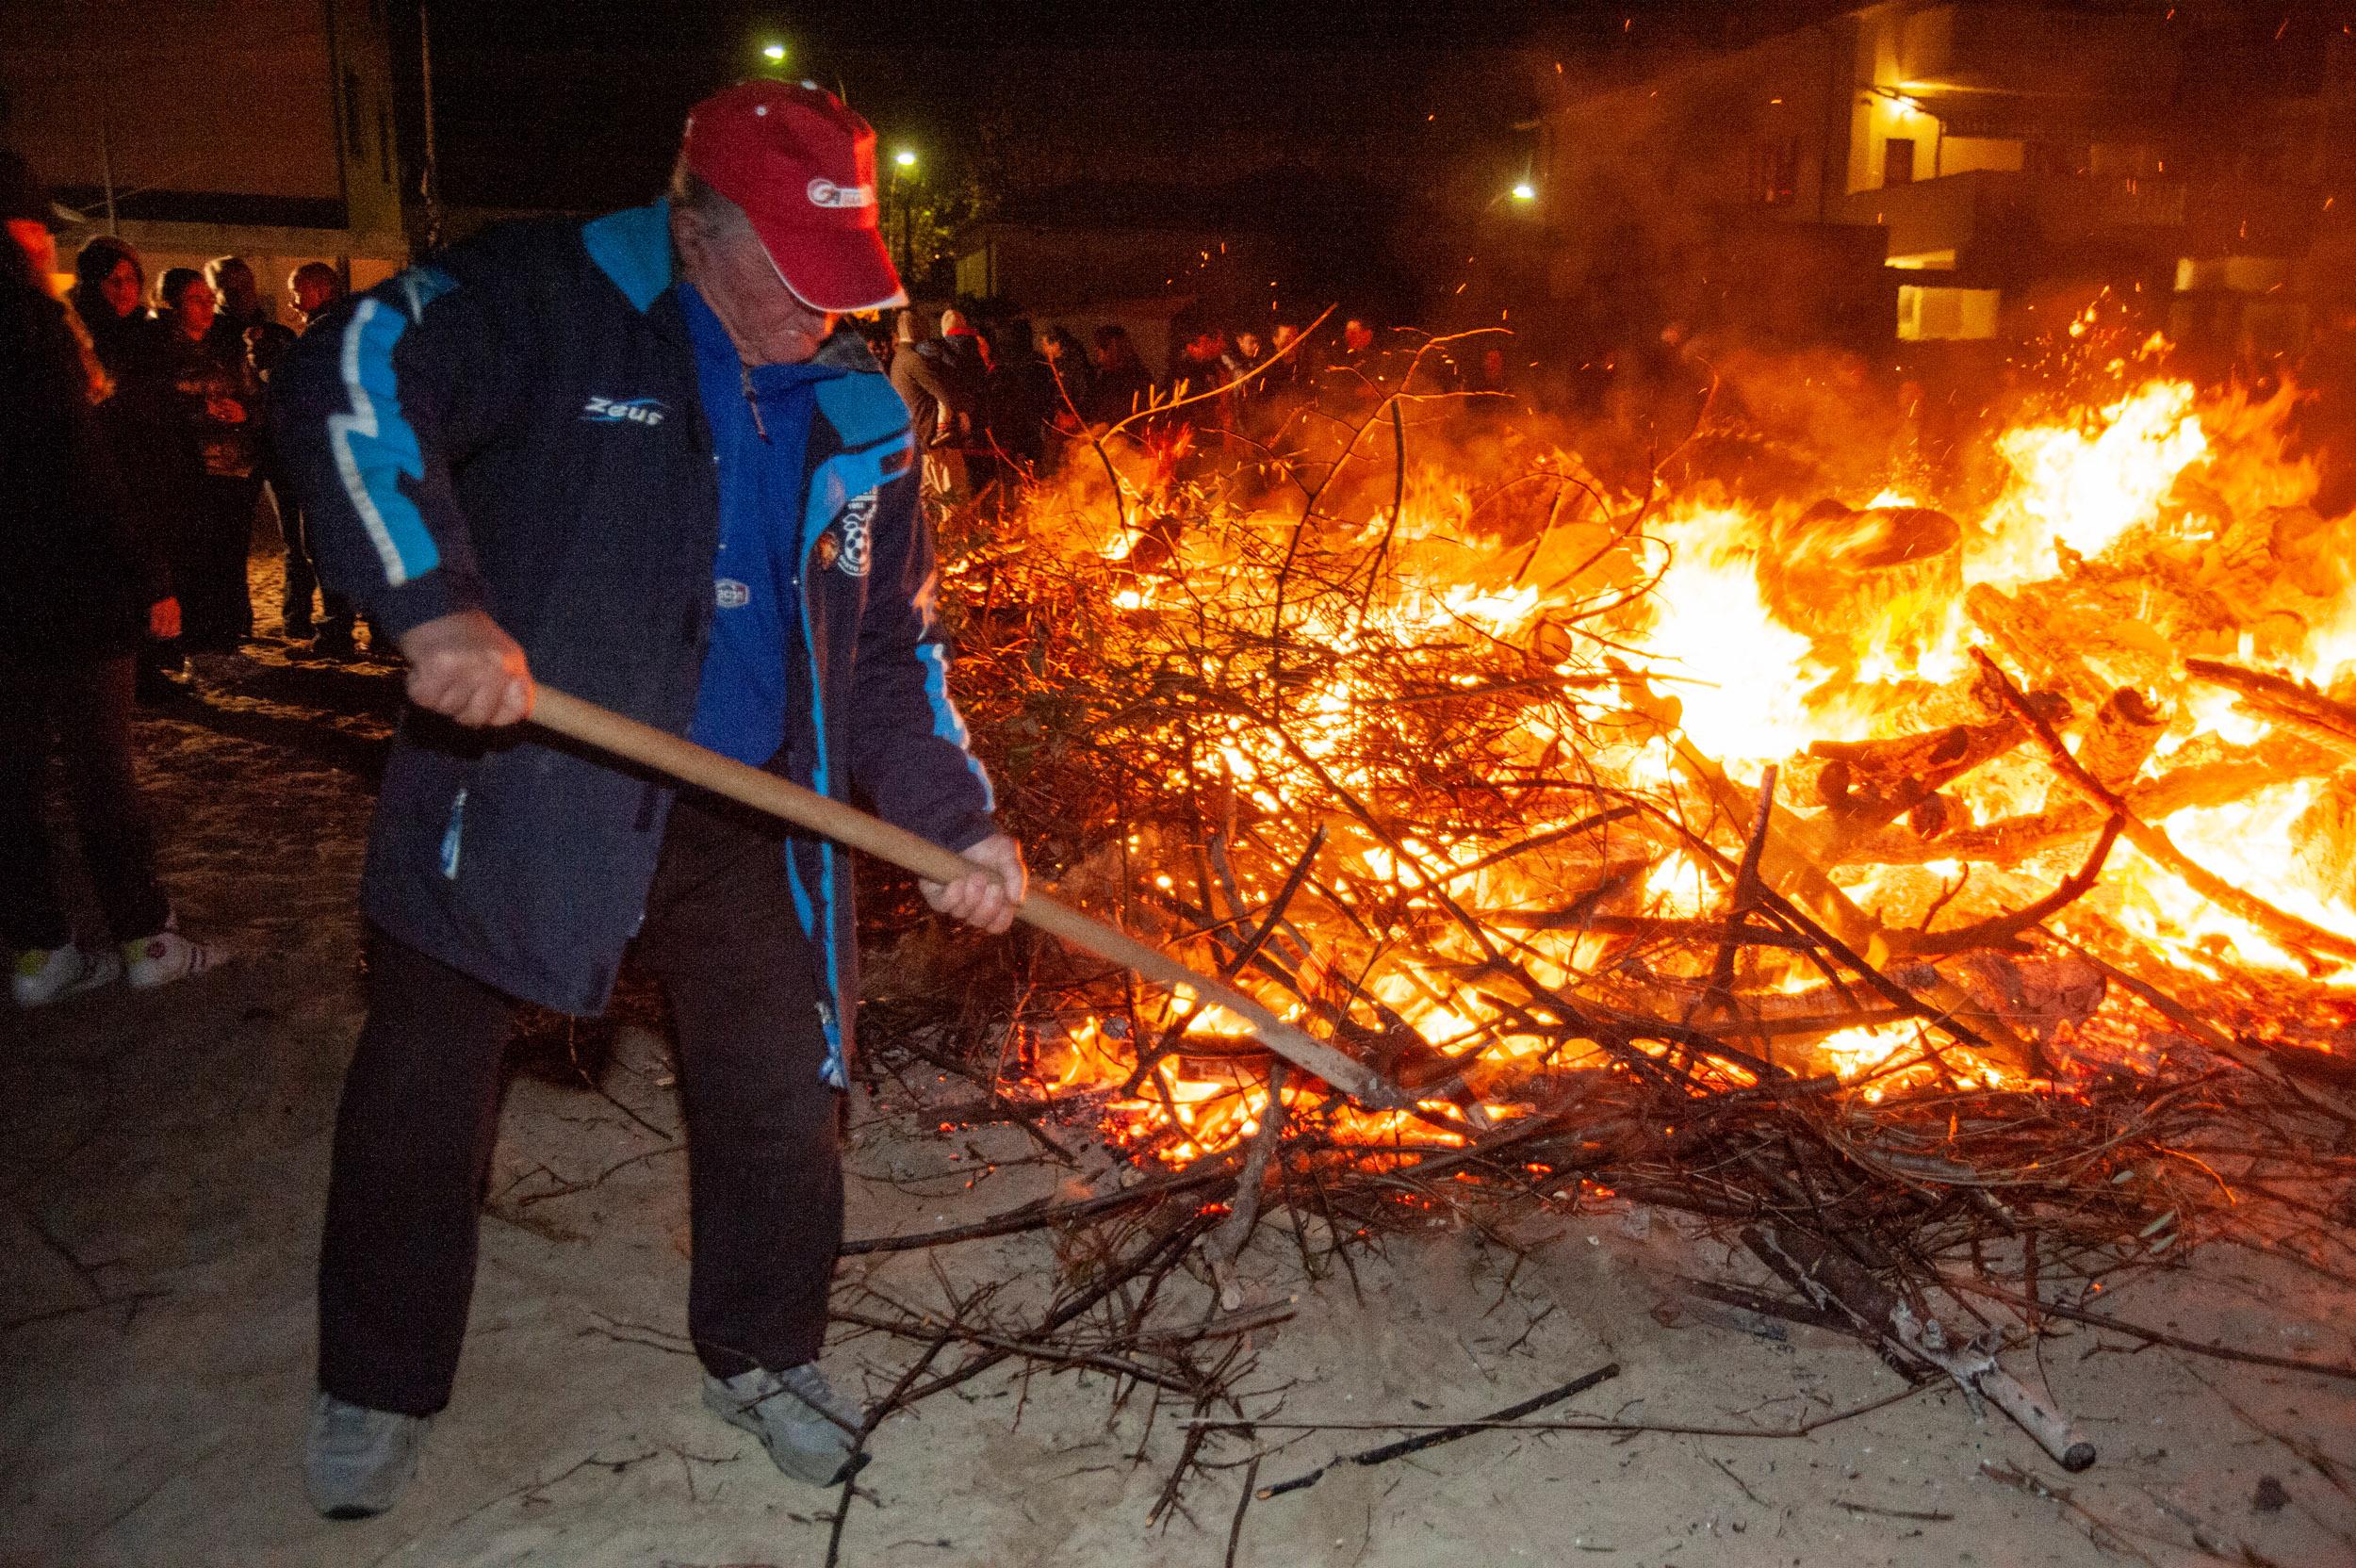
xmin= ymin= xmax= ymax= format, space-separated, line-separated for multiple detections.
xmin=271 ymin=82 xmax=1024 ymax=1518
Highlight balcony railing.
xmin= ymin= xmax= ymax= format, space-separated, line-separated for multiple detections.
xmin=1837 ymin=170 xmax=2187 ymax=259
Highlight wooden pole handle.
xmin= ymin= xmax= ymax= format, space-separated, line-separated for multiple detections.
xmin=528 ymin=685 xmax=1408 ymax=1108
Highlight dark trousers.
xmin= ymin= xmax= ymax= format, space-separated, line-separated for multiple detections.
xmin=178 ymin=474 xmax=259 ymax=648
xmin=267 ymin=472 xmax=353 ymax=637
xmin=316 ymin=793 xmax=844 ymax=1416
xmin=0 ymin=656 xmax=170 ymax=953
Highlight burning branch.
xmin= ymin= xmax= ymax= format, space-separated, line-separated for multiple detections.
xmin=1972 ymin=649 xmax=2356 ymax=965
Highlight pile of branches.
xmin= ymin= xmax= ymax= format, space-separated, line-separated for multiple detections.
xmin=826 ymin=343 xmax=2356 ymax=1547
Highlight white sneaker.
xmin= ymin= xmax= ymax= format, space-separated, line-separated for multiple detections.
xmin=11 ymin=944 xmax=123 ymax=1008
xmin=123 ymin=922 xmax=222 ymax=990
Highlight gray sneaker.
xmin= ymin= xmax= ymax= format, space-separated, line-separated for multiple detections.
xmin=303 ymin=1393 xmax=429 ymax=1519
xmin=702 ymin=1363 xmax=865 ymax=1485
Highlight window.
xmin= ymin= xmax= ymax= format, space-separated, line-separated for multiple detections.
xmin=1898 ymin=285 xmax=2000 ymax=340
xmin=1939 ymin=137 xmax=2023 ymax=177
xmin=2175 ymin=256 xmax=2291 ymax=294
xmin=1883 ymin=138 xmax=1916 ymax=187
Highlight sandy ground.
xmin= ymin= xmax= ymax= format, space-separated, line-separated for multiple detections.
xmin=4 ymin=560 xmax=2354 ymax=1568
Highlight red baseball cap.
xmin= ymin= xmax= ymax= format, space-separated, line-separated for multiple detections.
xmin=681 ymin=80 xmax=907 ymax=315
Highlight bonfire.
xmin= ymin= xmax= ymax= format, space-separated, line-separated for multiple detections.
xmin=832 ymin=311 xmax=2356 ymax=1539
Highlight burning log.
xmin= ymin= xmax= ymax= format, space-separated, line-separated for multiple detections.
xmin=1758 ymin=502 xmax=1962 ymax=657
xmin=2184 ymin=657 xmax=2356 ymax=761
xmin=1941 ymin=951 xmax=2107 ymax=1038
xmin=1841 ymin=740 xmax=2340 ymax=869
xmin=1965 ymin=584 xmax=2110 ymax=714
xmin=1806 ymin=689 xmax=2070 ymax=835
xmin=2292 ymin=774 xmax=2356 ymax=909
xmin=1887 ymin=820 xmax=2124 ymax=962
xmin=2073 ymin=688 xmax=2167 ymax=791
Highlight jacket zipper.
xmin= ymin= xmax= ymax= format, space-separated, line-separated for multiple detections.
xmin=742 ymin=364 xmax=768 ymax=441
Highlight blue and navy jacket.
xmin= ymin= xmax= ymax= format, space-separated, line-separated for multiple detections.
xmin=271 ymin=203 xmax=998 ymax=1082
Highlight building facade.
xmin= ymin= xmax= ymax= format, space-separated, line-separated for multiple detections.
xmin=1537 ymin=0 xmax=2353 ymax=357
xmin=4 ymin=0 xmax=409 ymax=302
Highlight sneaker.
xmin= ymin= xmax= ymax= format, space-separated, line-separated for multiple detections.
xmin=123 ymin=920 xmax=223 ymax=990
xmin=303 ymin=1393 xmax=429 ymax=1520
xmin=11 ymin=944 xmax=123 ymax=1008
xmin=702 ymin=1363 xmax=865 ymax=1485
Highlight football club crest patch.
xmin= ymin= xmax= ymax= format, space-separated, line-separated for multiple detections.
xmin=835 ymin=490 xmax=876 ymax=578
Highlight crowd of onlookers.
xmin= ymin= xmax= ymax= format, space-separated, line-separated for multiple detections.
xmin=63 ymin=237 xmax=357 ymax=680
xmin=864 ymin=307 xmax=1516 ymax=510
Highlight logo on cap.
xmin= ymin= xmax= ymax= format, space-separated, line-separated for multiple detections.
xmin=806 ymin=177 xmax=874 ymax=210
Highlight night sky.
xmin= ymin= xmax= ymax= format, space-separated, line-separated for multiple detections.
xmin=404 ymin=1 xmax=1849 ymax=214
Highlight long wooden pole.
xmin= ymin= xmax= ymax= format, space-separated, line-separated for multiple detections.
xmin=529 ymin=686 xmax=1408 ymax=1109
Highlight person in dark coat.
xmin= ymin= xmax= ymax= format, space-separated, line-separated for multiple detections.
xmin=1168 ymin=327 xmax=1236 ymax=435
xmin=68 ymin=236 xmax=191 ymax=694
xmin=271 ymin=82 xmax=1023 ymax=1520
xmin=265 ymin=261 xmax=355 ymax=652
xmin=1088 ymin=323 xmax=1153 ymax=423
xmin=0 ymin=153 xmax=221 ymax=1006
xmin=934 ymin=305 xmax=990 ymax=386
xmin=152 ymin=266 xmax=261 ymax=649
xmin=982 ymin=318 xmax=1056 ymax=474
xmin=205 ymin=254 xmax=294 ymax=380
xmin=924 ymin=308 xmax=994 ymax=489
xmin=1039 ymin=325 xmax=1091 ymax=420
xmin=68 ymin=235 xmax=155 ymax=384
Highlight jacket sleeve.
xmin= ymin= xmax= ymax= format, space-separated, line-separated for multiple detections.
xmin=268 ymin=256 xmax=532 ymax=639
xmin=843 ymin=452 xmax=1000 ymax=855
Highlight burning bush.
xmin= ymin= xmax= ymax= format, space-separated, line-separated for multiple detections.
xmin=856 ymin=322 xmax=2356 ymax=1481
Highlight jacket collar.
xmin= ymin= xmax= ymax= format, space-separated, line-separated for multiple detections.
xmin=810 ymin=324 xmax=883 ymax=375
xmin=581 ymin=201 xmax=674 ymax=314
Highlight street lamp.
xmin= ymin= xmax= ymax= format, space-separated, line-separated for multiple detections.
xmin=1510 ymin=181 xmax=1537 ymax=203
xmin=761 ymin=41 xmax=787 ymax=63
xmin=890 ymin=148 xmax=919 ymax=281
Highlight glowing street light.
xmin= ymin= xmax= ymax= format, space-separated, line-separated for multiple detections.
xmin=761 ymin=41 xmax=787 ymax=63
xmin=887 ymin=149 xmax=921 ymax=278
xmin=1510 ymin=181 xmax=1537 ymax=202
